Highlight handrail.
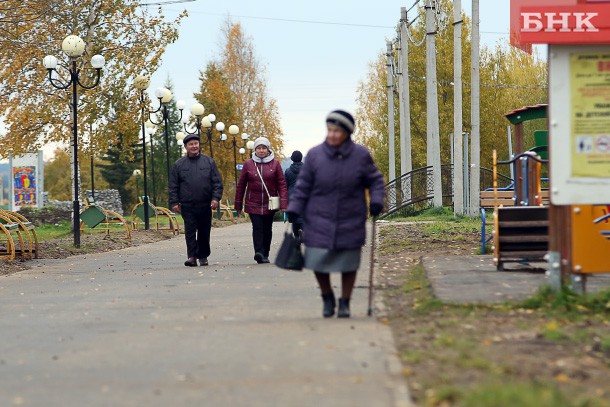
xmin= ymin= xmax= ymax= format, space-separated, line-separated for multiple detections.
xmin=380 ymin=164 xmax=513 ymax=218
xmin=497 ymin=151 xmax=548 ymax=165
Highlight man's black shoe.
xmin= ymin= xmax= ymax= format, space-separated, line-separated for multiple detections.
xmin=261 ymin=257 xmax=270 ymax=264
xmin=184 ymin=257 xmax=197 ymax=267
xmin=254 ymin=252 xmax=264 ymax=264
xmin=199 ymin=258 xmax=208 ymax=266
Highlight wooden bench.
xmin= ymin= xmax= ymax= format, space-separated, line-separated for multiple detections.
xmin=0 ymin=209 xmax=38 ymax=259
xmin=480 ymin=189 xmax=549 ymax=209
xmin=131 ymin=197 xmax=180 ymax=235
xmin=0 ymin=214 xmax=20 ymax=261
xmin=80 ymin=198 xmax=131 ymax=240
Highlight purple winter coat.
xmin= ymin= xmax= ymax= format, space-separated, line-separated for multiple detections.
xmin=287 ymin=139 xmax=385 ymax=250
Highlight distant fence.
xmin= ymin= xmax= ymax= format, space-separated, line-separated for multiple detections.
xmin=380 ymin=165 xmax=512 ymax=219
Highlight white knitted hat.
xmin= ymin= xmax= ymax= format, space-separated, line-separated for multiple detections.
xmin=253 ymin=136 xmax=271 ymax=149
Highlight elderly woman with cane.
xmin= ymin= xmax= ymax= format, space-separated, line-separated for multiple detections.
xmin=286 ymin=110 xmax=385 ymax=318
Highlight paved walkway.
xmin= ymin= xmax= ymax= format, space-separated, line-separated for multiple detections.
xmin=424 ymin=255 xmax=610 ymax=303
xmin=0 ymin=222 xmax=411 ymax=407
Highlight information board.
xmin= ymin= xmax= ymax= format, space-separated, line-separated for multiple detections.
xmin=549 ymin=44 xmax=610 ymax=204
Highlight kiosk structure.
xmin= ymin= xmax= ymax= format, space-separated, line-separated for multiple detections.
xmin=511 ymin=0 xmax=610 ymax=292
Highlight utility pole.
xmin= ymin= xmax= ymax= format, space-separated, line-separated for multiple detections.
xmin=399 ymin=7 xmax=412 ymax=202
xmin=425 ymin=0 xmax=442 ymax=207
xmin=469 ymin=0 xmax=481 ymax=216
xmin=453 ymin=0 xmax=464 ymax=215
xmin=386 ymin=40 xmax=396 ymax=201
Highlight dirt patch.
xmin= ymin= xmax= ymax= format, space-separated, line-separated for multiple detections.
xmin=376 ymin=221 xmax=610 ymax=406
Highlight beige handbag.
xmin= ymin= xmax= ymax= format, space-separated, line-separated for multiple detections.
xmin=256 ymin=164 xmax=280 ymax=210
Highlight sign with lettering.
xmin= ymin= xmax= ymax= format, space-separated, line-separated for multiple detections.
xmin=520 ymin=5 xmax=610 ymax=44
xmin=510 ymin=1 xmax=610 ymax=51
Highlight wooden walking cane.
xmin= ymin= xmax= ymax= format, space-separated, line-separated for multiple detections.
xmin=367 ymin=217 xmax=377 ymax=317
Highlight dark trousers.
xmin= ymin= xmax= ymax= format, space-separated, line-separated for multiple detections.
xmin=249 ymin=213 xmax=275 ymax=257
xmin=181 ymin=205 xmax=212 ymax=259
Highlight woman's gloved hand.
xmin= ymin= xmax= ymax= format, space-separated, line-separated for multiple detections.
xmin=285 ymin=211 xmax=298 ymax=223
xmin=369 ymin=203 xmax=383 ymax=217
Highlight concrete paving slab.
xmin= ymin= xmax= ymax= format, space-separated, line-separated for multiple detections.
xmin=424 ymin=255 xmax=610 ymax=304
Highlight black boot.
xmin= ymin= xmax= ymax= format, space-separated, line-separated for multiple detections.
xmin=321 ymin=293 xmax=336 ymax=318
xmin=338 ymin=298 xmax=350 ymax=318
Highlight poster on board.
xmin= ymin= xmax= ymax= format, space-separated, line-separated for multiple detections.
xmin=8 ymin=151 xmax=44 ymax=211
xmin=570 ymin=52 xmax=610 ymax=177
xmin=550 ymin=45 xmax=610 ymax=204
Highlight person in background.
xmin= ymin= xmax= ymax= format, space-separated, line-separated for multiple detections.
xmin=234 ymin=136 xmax=288 ymax=264
xmin=284 ymin=150 xmax=304 ymax=237
xmin=286 ymin=110 xmax=385 ymax=318
xmin=169 ymin=133 xmax=223 ymax=267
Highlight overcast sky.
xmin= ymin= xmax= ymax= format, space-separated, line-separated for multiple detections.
xmin=144 ymin=0 xmax=512 ymax=159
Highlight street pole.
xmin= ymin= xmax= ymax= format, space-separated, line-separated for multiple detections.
xmin=453 ymin=0 xmax=464 ymax=215
xmin=43 ymin=36 xmax=104 ymax=248
xmin=145 ymin=88 xmax=184 ymax=208
xmin=425 ymin=0 xmax=442 ymax=207
xmin=139 ymin=92 xmax=150 ymax=229
xmin=386 ymin=40 xmax=396 ymax=210
xmin=399 ymin=7 xmax=412 ymax=203
xmin=150 ymin=137 xmax=157 ymax=206
xmin=163 ymin=104 xmax=171 ymax=200
xmin=90 ymin=153 xmax=95 ymax=202
xmin=71 ymin=59 xmax=80 ymax=247
xmin=232 ymin=138 xmax=238 ymax=187
xmin=470 ymin=0 xmax=481 ymax=216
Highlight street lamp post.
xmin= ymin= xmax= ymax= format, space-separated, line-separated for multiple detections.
xmin=181 ymin=103 xmax=206 ymax=149
xmin=176 ymin=135 xmax=185 ymax=157
xmin=43 ymin=34 xmax=105 ymax=248
xmin=88 ymin=122 xmax=97 ymax=203
xmin=219 ymin=125 xmax=249 ymax=187
xmin=134 ymin=74 xmax=152 ymax=229
xmin=201 ymin=114 xmax=216 ymax=159
xmin=90 ymin=153 xmax=95 ymax=202
xmin=145 ymin=87 xmax=185 ymax=207
xmin=133 ymin=169 xmax=142 ymax=199
xmin=145 ymin=120 xmax=157 ymax=205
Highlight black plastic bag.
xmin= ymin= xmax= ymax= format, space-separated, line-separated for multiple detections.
xmin=275 ymin=231 xmax=304 ymax=271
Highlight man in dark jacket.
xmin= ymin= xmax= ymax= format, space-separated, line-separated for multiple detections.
xmin=169 ymin=134 xmax=223 ymax=267
xmin=284 ymin=150 xmax=304 ymax=237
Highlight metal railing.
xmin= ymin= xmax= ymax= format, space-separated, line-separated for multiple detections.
xmin=380 ymin=165 xmax=512 ymax=219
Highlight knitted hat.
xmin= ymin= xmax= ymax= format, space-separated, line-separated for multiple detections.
xmin=253 ymin=136 xmax=271 ymax=149
xmin=290 ymin=150 xmax=303 ymax=162
xmin=326 ymin=110 xmax=355 ymax=135
xmin=183 ymin=134 xmax=200 ymax=144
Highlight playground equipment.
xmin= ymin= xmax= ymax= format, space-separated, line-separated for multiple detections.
xmin=491 ymin=150 xmax=549 ymax=270
xmin=480 ymin=104 xmax=550 ymax=270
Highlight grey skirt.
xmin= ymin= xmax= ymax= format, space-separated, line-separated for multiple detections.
xmin=304 ymin=247 xmax=361 ymax=273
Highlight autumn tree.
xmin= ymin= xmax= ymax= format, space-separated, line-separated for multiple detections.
xmin=194 ymin=20 xmax=283 ymax=198
xmin=44 ymin=148 xmax=110 ymax=201
xmin=0 ymin=0 xmax=186 ymax=159
xmin=355 ymin=0 xmax=547 ymax=183
xmin=44 ymin=149 xmax=72 ymax=201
